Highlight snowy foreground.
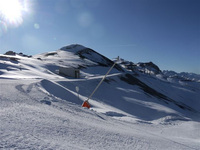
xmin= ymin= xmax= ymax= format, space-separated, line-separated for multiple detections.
xmin=0 ymin=45 xmax=200 ymax=149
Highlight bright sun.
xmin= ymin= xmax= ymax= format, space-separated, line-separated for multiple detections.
xmin=0 ymin=0 xmax=27 ymax=26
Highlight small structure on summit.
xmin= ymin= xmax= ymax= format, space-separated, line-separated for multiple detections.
xmin=59 ymin=67 xmax=80 ymax=78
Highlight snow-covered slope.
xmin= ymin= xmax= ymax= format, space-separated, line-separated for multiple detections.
xmin=0 ymin=44 xmax=200 ymax=149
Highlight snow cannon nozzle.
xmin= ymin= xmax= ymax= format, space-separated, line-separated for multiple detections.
xmin=82 ymin=100 xmax=91 ymax=109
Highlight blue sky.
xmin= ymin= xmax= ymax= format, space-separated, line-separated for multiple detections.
xmin=0 ymin=0 xmax=199 ymax=74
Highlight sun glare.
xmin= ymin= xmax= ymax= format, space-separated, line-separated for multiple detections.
xmin=0 ymin=0 xmax=27 ymax=26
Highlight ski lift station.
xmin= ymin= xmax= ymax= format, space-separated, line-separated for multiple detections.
xmin=59 ymin=67 xmax=80 ymax=78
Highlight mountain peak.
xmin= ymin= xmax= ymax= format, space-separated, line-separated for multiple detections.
xmin=137 ymin=61 xmax=161 ymax=74
xmin=60 ymin=44 xmax=87 ymax=53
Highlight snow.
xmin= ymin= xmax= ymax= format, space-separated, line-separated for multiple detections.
xmin=0 ymin=45 xmax=200 ymax=149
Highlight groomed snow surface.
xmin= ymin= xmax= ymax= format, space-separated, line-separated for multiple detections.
xmin=0 ymin=45 xmax=200 ymax=150
xmin=1 ymin=79 xmax=199 ymax=150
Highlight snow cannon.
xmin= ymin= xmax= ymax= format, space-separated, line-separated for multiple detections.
xmin=82 ymin=56 xmax=119 ymax=109
xmin=82 ymin=100 xmax=91 ymax=109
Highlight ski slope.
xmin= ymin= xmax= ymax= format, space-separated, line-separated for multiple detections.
xmin=0 ymin=44 xmax=200 ymax=149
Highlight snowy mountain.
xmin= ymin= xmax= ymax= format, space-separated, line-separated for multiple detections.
xmin=0 ymin=44 xmax=200 ymax=149
xmin=163 ymin=70 xmax=200 ymax=82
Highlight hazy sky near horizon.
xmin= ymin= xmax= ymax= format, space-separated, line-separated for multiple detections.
xmin=0 ymin=0 xmax=199 ymax=74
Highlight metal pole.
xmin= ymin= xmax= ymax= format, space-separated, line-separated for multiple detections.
xmin=86 ymin=59 xmax=118 ymax=102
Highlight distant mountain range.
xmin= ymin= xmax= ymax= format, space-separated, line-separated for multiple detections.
xmin=117 ymin=57 xmax=200 ymax=82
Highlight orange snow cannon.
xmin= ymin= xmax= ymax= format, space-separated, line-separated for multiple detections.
xmin=82 ymin=100 xmax=91 ymax=109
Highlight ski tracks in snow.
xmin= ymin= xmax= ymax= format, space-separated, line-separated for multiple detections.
xmin=16 ymin=83 xmax=34 ymax=94
xmin=0 ymin=79 xmax=199 ymax=150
